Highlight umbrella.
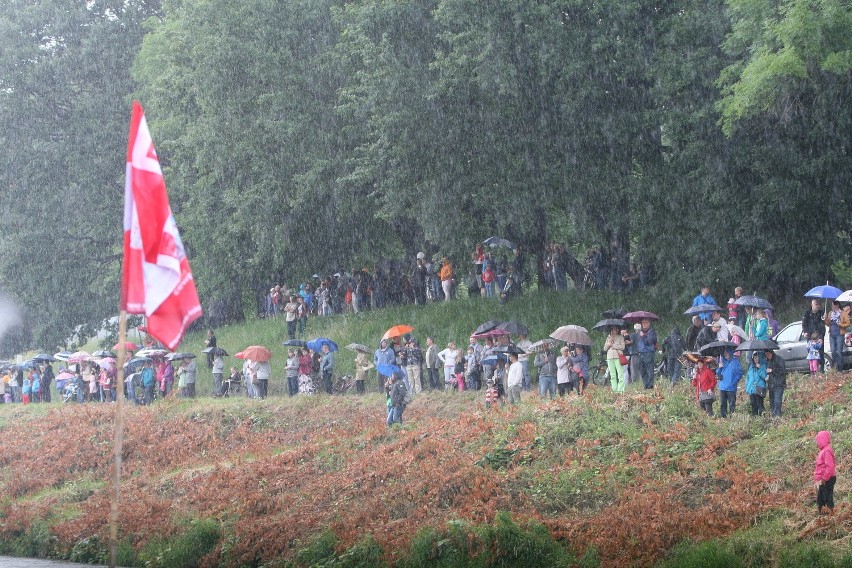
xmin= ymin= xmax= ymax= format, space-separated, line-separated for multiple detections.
xmin=67 ymin=351 xmax=92 ymax=363
xmin=471 ymin=328 xmax=510 ymax=339
xmin=623 ymin=311 xmax=660 ymax=323
xmin=241 ymin=345 xmax=272 ymax=362
xmin=601 ymin=308 xmax=627 ymax=319
xmin=282 ymin=339 xmax=308 ymax=348
xmin=698 ymin=341 xmax=737 ymax=357
xmin=549 ymin=325 xmax=592 ymax=346
xmin=125 ymin=357 xmax=151 ymax=372
xmin=684 ymin=304 xmax=723 ymax=315
xmin=727 ymin=324 xmax=748 ymax=340
xmin=56 ymin=371 xmax=74 ymax=381
xmin=18 ymin=360 xmax=36 ymax=369
xmin=166 ymin=352 xmax=196 ymax=361
xmin=734 ymin=295 xmax=772 ymax=310
xmin=737 ymin=339 xmax=779 ymax=352
xmin=202 ymin=347 xmax=228 ymax=356
xmin=524 ymin=339 xmax=554 ymax=353
xmin=836 ymin=290 xmax=852 ymax=303
xmin=473 ymin=320 xmax=503 ymax=335
xmin=592 ymin=319 xmax=625 ymax=331
xmin=136 ymin=347 xmax=168 ymax=358
xmin=483 ymin=236 xmax=515 ymax=249
xmin=113 ymin=341 xmax=139 ymax=352
xmin=804 ymin=284 xmax=843 ymax=300
xmin=346 ymin=343 xmax=371 ymax=354
xmin=234 ymin=351 xmax=247 ymax=359
xmin=92 ymin=350 xmax=116 ymax=359
xmin=376 ymin=363 xmax=403 ymax=377
xmin=31 ymin=353 xmax=57 ymax=362
xmin=382 ymin=324 xmax=415 ymax=340
xmin=53 ymin=351 xmax=73 ymax=362
xmin=492 ymin=344 xmax=526 ymax=355
xmin=496 ymin=320 xmax=529 ymax=336
xmin=307 ymin=338 xmax=338 ymax=352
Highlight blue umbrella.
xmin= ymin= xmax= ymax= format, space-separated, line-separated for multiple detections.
xmin=376 ymin=363 xmax=402 ymax=377
xmin=804 ymin=285 xmax=843 ymax=300
xmin=307 ymin=338 xmax=338 ymax=352
xmin=481 ymin=354 xmax=507 ymax=366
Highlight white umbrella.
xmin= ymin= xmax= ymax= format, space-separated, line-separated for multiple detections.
xmin=727 ymin=324 xmax=748 ymax=340
xmin=836 ymin=289 xmax=852 ymax=303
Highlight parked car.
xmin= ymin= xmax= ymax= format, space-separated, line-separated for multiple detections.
xmin=773 ymin=321 xmax=852 ymax=372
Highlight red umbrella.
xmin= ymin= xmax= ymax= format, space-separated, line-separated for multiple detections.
xmin=382 ymin=324 xmax=414 ymax=340
xmin=623 ymin=311 xmax=660 ymax=323
xmin=113 ymin=341 xmax=139 ymax=352
xmin=234 ymin=351 xmax=246 ymax=359
xmin=240 ymin=346 xmax=272 ymax=362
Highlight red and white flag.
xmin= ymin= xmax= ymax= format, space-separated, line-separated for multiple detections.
xmin=121 ymin=101 xmax=202 ymax=350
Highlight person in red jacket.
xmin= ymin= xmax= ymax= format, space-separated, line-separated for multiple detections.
xmin=691 ymin=358 xmax=717 ymax=417
xmin=814 ymin=430 xmax=836 ymax=514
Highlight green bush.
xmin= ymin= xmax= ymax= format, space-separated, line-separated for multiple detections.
xmin=139 ymin=518 xmax=220 ymax=568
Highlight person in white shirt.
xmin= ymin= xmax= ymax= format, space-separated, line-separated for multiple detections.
xmin=506 ymin=353 xmax=524 ymax=404
xmin=437 ymin=342 xmax=460 ymax=390
xmin=515 ymin=333 xmax=534 ymax=391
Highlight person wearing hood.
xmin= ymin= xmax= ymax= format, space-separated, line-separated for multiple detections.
xmin=716 ymin=349 xmax=743 ymax=418
xmin=765 ymin=349 xmax=787 ymax=418
xmin=661 ymin=327 xmax=685 ymax=386
xmin=813 ymin=431 xmax=836 ymax=514
xmin=745 ymin=352 xmax=767 ymax=416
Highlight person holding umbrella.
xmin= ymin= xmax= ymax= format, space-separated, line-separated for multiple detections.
xmin=691 ymin=286 xmax=718 ymax=323
xmin=745 ymin=352 xmax=767 ymax=416
xmin=603 ymin=326 xmax=628 ymax=393
xmin=320 ymin=344 xmax=335 ymax=394
xmin=375 ymin=340 xmax=396 ymax=393
xmin=824 ymin=301 xmax=849 ymax=372
xmin=765 ymin=349 xmax=787 ymax=418
xmin=802 ymin=299 xmax=826 ymax=371
xmin=716 ymin=348 xmax=743 ymax=418
xmin=635 ymin=319 xmax=658 ymax=390
xmin=534 ymin=342 xmax=558 ymax=400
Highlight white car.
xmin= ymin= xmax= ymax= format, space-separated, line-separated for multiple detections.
xmin=774 ymin=321 xmax=852 ymax=372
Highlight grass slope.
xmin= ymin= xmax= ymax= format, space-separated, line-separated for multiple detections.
xmin=0 ymin=290 xmax=849 ymax=567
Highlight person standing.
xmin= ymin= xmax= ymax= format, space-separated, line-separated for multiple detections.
xmin=41 ymin=362 xmax=54 ymax=403
xmin=185 ymin=357 xmax=197 ymax=398
xmin=253 ymin=359 xmax=270 ymax=399
xmin=387 ymin=374 xmax=408 ymax=426
xmin=286 ymin=350 xmax=300 ymax=397
xmin=141 ymin=360 xmax=155 ymax=405
xmin=375 ymin=339 xmax=397 ymax=393
xmin=716 ymin=349 xmax=743 ymax=418
xmin=661 ymin=327 xmax=685 ymax=386
xmin=635 ymin=319 xmax=658 ymax=389
xmin=534 ymin=343 xmax=557 ymax=400
xmin=813 ymin=430 xmax=836 ymax=515
xmin=354 ymin=350 xmax=373 ymax=395
xmin=691 ymin=286 xmax=718 ymax=323
xmin=802 ymin=299 xmax=827 ymax=371
xmin=284 ymin=296 xmax=299 ymax=340
xmin=424 ymin=337 xmax=440 ymax=391
xmin=765 ymin=350 xmax=787 ymax=418
xmin=404 ymin=339 xmax=423 ymax=394
xmin=439 ymin=257 xmax=453 ymax=302
xmin=212 ymin=352 xmax=224 ymax=397
xmin=692 ymin=358 xmax=717 ymax=417
xmin=320 ymin=344 xmax=334 ymax=394
xmin=515 ymin=333 xmax=533 ymax=391
xmin=437 ymin=342 xmax=460 ymax=390
xmin=745 ymin=353 xmax=766 ymax=416
xmin=604 ymin=327 xmax=628 ymax=393
xmin=824 ymin=301 xmax=848 ymax=372
xmin=506 ymin=352 xmax=523 ymax=404
xmin=685 ymin=316 xmax=704 ymax=352
xmin=205 ymin=329 xmax=217 ymax=369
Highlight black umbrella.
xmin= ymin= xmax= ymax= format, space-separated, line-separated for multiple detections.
xmin=202 ymin=346 xmax=229 ymax=356
xmin=167 ymin=352 xmax=197 ymax=361
xmin=92 ymin=350 xmax=116 ymax=359
xmin=592 ymin=319 xmax=625 ymax=331
xmin=734 ymin=295 xmax=773 ymax=310
xmin=737 ymin=339 xmax=779 ymax=351
xmin=282 ymin=339 xmax=308 ymax=348
xmin=684 ymin=304 xmax=723 ymax=315
xmin=492 ymin=344 xmax=526 ymax=355
xmin=473 ymin=320 xmax=504 ymax=335
xmin=497 ymin=320 xmax=529 ymax=336
xmin=31 ymin=353 xmax=57 ymax=362
xmin=698 ymin=340 xmax=737 ymax=357
xmin=601 ymin=308 xmax=627 ymax=319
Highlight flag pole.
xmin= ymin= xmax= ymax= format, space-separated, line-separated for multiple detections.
xmin=109 ymin=310 xmax=128 ymax=568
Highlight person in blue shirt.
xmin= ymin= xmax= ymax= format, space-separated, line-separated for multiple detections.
xmin=691 ymin=286 xmax=718 ymax=323
xmin=716 ymin=348 xmax=743 ymax=418
xmin=745 ymin=352 xmax=767 ymax=416
xmin=636 ymin=319 xmax=658 ymax=389
xmin=374 ymin=340 xmax=396 ymax=389
xmin=141 ymin=361 xmax=156 ymax=405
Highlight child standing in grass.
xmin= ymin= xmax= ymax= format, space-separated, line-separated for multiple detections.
xmin=814 ymin=430 xmax=836 ymax=514
xmin=807 ymin=333 xmax=822 ymax=376
xmin=21 ymin=373 xmax=31 ymax=405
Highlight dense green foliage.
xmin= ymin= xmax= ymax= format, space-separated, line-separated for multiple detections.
xmin=0 ymin=0 xmax=850 ymax=353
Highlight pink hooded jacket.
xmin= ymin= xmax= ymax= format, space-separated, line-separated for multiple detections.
xmin=814 ymin=431 xmax=836 ymax=482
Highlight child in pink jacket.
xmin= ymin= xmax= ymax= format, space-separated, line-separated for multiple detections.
xmin=814 ymin=430 xmax=836 ymax=514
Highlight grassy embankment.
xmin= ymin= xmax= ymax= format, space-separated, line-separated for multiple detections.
xmin=0 ymin=289 xmax=850 ymax=567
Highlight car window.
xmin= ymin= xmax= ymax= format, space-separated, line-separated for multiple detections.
xmin=776 ymin=322 xmax=802 ymax=343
